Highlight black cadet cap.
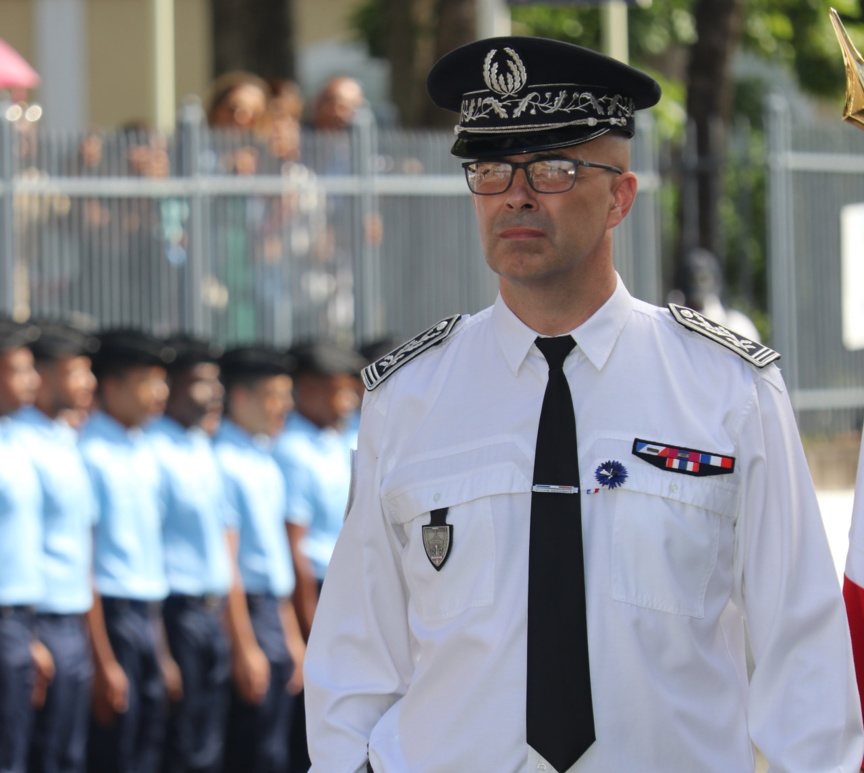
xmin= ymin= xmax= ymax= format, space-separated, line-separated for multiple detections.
xmin=0 ymin=317 xmax=40 ymax=352
xmin=426 ymin=36 xmax=661 ymax=158
xmin=164 ymin=334 xmax=224 ymax=372
xmin=359 ymin=335 xmax=404 ymax=364
xmin=29 ymin=319 xmax=100 ymax=361
xmin=91 ymin=328 xmax=176 ymax=377
xmin=219 ymin=345 xmax=295 ymax=382
xmin=289 ymin=341 xmax=366 ymax=377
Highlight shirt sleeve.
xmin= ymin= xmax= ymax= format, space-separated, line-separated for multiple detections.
xmin=304 ymin=390 xmax=414 ymax=773
xmin=737 ymin=369 xmax=864 ymax=771
xmin=274 ymin=445 xmax=314 ymax=527
xmin=214 ymin=453 xmax=241 ymax=533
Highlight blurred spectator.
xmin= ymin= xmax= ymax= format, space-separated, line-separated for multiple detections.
xmin=214 ymin=346 xmax=305 ymax=773
xmin=266 ymin=78 xmax=303 ymax=166
xmin=670 ymin=247 xmax=761 ymax=342
xmin=312 ymin=77 xmax=364 ymax=131
xmin=147 ymin=335 xmax=232 ymax=773
xmin=0 ymin=318 xmax=49 ymax=773
xmin=16 ymin=320 xmax=98 ymax=773
xmin=81 ymin=330 xmax=175 ymax=773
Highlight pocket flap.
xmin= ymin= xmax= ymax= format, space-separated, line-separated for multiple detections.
xmin=382 ymin=438 xmax=532 ymax=524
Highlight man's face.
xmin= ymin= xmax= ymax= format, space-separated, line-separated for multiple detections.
xmin=101 ymin=365 xmax=168 ymax=428
xmin=231 ymin=374 xmax=294 ymax=438
xmin=314 ymin=78 xmax=364 ymax=130
xmin=0 ymin=347 xmax=39 ymax=415
xmin=167 ymin=362 xmax=223 ymax=429
xmin=295 ymin=372 xmax=359 ymax=429
xmin=38 ymin=355 xmax=96 ymax=414
xmin=471 ymin=136 xmax=632 ymax=292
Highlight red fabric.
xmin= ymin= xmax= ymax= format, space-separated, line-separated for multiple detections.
xmin=843 ymin=574 xmax=864 ymax=770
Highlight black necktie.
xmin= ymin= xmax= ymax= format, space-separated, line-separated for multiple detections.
xmin=527 ymin=335 xmax=595 ymax=771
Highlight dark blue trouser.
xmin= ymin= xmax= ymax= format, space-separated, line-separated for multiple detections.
xmin=160 ymin=595 xmax=230 ymax=773
xmin=223 ymin=595 xmax=295 ymax=773
xmin=28 ymin=614 xmax=93 ymax=773
xmin=87 ymin=599 xmax=167 ymax=773
xmin=0 ymin=607 xmax=35 ymax=773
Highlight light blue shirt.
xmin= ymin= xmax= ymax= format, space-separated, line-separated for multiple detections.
xmin=14 ymin=406 xmax=96 ymax=614
xmin=213 ymin=419 xmax=295 ymax=597
xmin=274 ymin=413 xmax=353 ymax=581
xmin=79 ymin=410 xmax=168 ymax=601
xmin=0 ymin=417 xmax=43 ymax=606
xmin=147 ymin=416 xmax=232 ymax=596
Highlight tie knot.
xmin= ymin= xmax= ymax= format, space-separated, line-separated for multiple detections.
xmin=535 ymin=335 xmax=576 ymax=371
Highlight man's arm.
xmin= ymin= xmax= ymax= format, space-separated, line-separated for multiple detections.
xmin=223 ymin=530 xmax=270 ymax=705
xmin=739 ymin=370 xmax=864 ymax=770
xmin=86 ymin=588 xmax=129 ymax=724
xmin=304 ymin=391 xmax=413 ymax=773
xmin=286 ymin=521 xmax=317 ymax=640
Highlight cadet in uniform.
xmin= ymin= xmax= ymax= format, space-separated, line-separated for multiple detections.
xmin=0 ymin=318 xmax=48 ymax=773
xmin=213 ymin=346 xmax=305 ymax=772
xmin=14 ymin=321 xmax=98 ymax=773
xmin=304 ymin=38 xmax=864 ymax=772
xmin=274 ymin=340 xmax=365 ymax=772
xmin=146 ymin=335 xmax=232 ymax=773
xmin=80 ymin=330 xmax=175 ymax=773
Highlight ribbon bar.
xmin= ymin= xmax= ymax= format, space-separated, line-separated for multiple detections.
xmin=532 ymin=485 xmax=579 ymax=494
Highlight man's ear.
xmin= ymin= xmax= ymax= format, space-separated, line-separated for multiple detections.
xmin=605 ymin=172 xmax=638 ymax=230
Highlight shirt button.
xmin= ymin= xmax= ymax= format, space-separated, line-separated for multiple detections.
xmin=669 ymin=482 xmax=679 ymax=494
xmin=537 ymin=765 xmax=547 ymax=771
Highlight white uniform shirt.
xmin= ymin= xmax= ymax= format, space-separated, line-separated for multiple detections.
xmin=305 ymin=278 xmax=863 ymax=773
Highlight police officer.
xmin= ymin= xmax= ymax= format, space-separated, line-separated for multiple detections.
xmin=213 ymin=346 xmax=305 ymax=772
xmin=80 ymin=330 xmax=175 ymax=773
xmin=304 ymin=38 xmax=864 ymax=772
xmin=146 ymin=335 xmax=232 ymax=773
xmin=14 ymin=321 xmax=99 ymax=773
xmin=0 ymin=318 xmax=48 ymax=773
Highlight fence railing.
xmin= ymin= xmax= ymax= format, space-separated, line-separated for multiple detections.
xmin=0 ymin=99 xmax=661 ymax=348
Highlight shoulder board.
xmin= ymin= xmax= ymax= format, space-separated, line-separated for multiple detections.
xmin=362 ymin=315 xmax=462 ymax=391
xmin=668 ymin=303 xmax=780 ymax=368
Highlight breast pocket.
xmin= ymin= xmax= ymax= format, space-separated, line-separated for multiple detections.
xmin=381 ymin=441 xmax=531 ymax=623
xmin=606 ymin=458 xmax=738 ymax=618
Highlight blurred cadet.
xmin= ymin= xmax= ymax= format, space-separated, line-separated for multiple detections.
xmin=145 ymin=335 xmax=231 ymax=773
xmin=672 ymin=246 xmax=761 ymax=343
xmin=0 ymin=318 xmax=49 ymax=773
xmin=80 ymin=330 xmax=174 ymax=773
xmin=214 ymin=346 xmax=306 ymax=773
xmin=276 ymin=341 xmax=365 ymax=637
xmin=274 ymin=340 xmax=365 ymax=772
xmin=14 ymin=320 xmax=98 ymax=773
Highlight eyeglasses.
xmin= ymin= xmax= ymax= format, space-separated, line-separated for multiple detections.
xmin=462 ymin=157 xmax=623 ymax=195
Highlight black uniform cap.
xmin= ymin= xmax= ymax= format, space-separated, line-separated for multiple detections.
xmin=219 ymin=345 xmax=295 ymax=382
xmin=289 ymin=341 xmax=367 ymax=377
xmin=426 ymin=36 xmax=661 ymax=158
xmin=164 ymin=334 xmax=224 ymax=372
xmin=29 ymin=319 xmax=100 ymax=361
xmin=359 ymin=335 xmax=404 ymax=364
xmin=0 ymin=317 xmax=40 ymax=353
xmin=91 ymin=328 xmax=176 ymax=377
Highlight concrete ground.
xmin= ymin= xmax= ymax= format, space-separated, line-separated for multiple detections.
xmin=753 ymin=487 xmax=856 ymax=773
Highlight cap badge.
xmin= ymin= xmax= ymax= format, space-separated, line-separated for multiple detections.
xmin=483 ymin=48 xmax=527 ymax=98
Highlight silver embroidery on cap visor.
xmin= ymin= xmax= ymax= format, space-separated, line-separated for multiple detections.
xmin=456 ymin=47 xmax=636 ymax=135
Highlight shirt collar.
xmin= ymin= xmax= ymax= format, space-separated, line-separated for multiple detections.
xmin=218 ymin=417 xmax=272 ymax=451
xmin=88 ymin=409 xmax=145 ymax=442
xmin=492 ymin=274 xmax=633 ymax=374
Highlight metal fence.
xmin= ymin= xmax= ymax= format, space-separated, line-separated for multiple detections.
xmin=0 ymin=99 xmax=661 ymax=348
xmin=766 ymin=96 xmax=864 ymax=436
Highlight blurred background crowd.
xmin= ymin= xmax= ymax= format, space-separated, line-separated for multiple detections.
xmin=0 ymin=314 xmax=399 ymax=772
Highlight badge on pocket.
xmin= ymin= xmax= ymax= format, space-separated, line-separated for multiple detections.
xmin=422 ymin=507 xmax=452 ymax=570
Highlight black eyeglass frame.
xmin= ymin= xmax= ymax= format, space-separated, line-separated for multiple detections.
xmin=461 ymin=157 xmax=624 ymax=195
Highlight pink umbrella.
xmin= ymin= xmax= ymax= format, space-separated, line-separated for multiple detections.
xmin=0 ymin=38 xmax=39 ymax=90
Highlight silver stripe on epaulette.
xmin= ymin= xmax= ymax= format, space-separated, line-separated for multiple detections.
xmin=362 ymin=314 xmax=462 ymax=391
xmin=668 ymin=303 xmax=780 ymax=369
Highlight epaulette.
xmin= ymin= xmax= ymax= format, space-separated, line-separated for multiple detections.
xmin=668 ymin=303 xmax=779 ymax=368
xmin=362 ymin=315 xmax=462 ymax=391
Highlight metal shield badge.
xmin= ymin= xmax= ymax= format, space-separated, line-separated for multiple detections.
xmin=422 ymin=508 xmax=452 ymax=571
